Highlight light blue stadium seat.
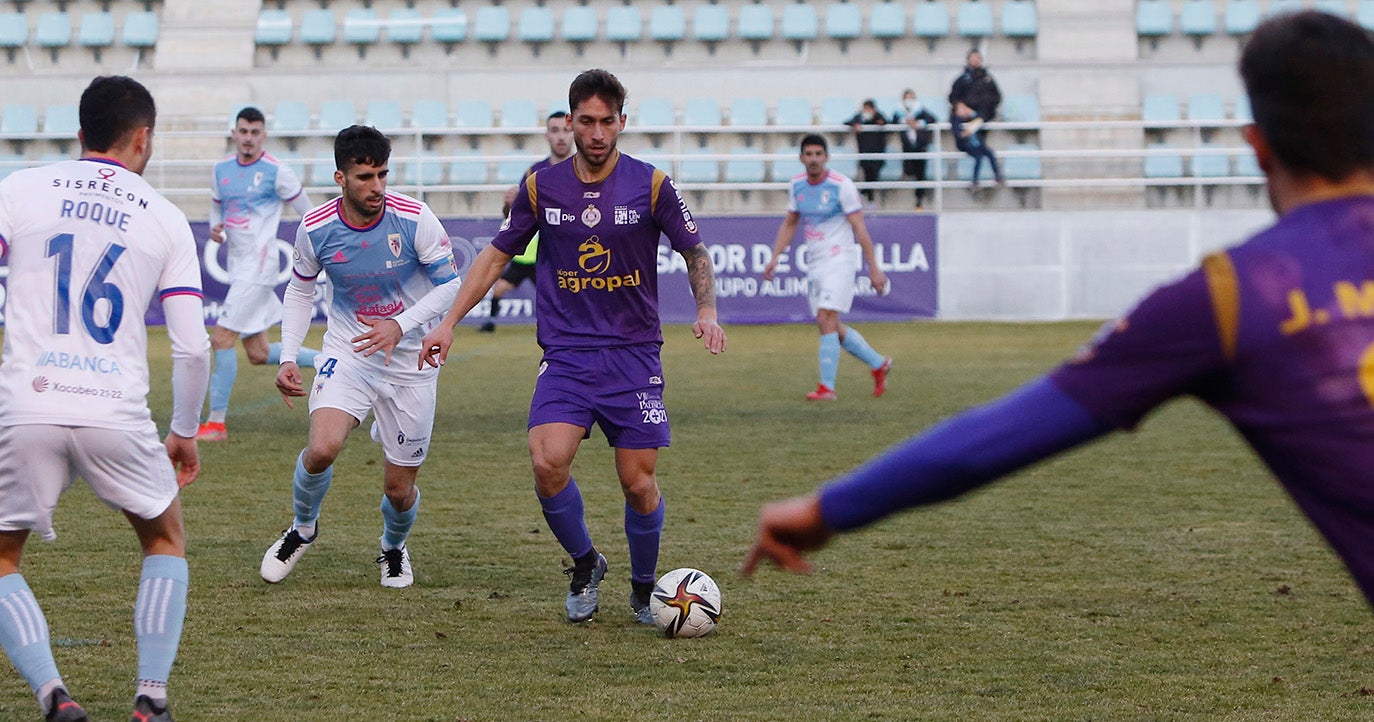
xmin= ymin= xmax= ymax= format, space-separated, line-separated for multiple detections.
xmin=781 ymin=4 xmax=819 ymax=44
xmin=255 ymin=9 xmax=292 ymax=48
xmin=912 ymin=1 xmax=951 ymax=42
xmin=1142 ymin=94 xmax=1181 ymax=124
xmin=1267 ymin=0 xmax=1303 ymax=18
xmin=270 ymin=101 xmax=311 ymax=133
xmin=828 ymin=153 xmax=858 ymax=180
xmin=1180 ymin=0 xmax=1217 ymax=40
xmin=405 ymin=150 xmax=445 ymax=187
xmin=1001 ymin=94 xmax=1040 ymax=122
xmin=272 ymin=149 xmax=306 ymax=184
xmin=956 ymin=0 xmax=994 ymax=38
xmin=561 ymin=6 xmax=598 ymax=44
xmin=309 ymin=161 xmax=337 ymax=188
xmin=1191 ymin=145 xmax=1229 ymax=177
xmin=1186 ymin=93 xmax=1226 ymax=122
xmin=1360 ymin=0 xmax=1374 ymax=30
xmin=365 ymin=100 xmax=403 ymax=131
xmin=473 ymin=6 xmax=510 ymax=44
xmin=0 ymin=154 xmax=27 ymax=181
xmin=2 ymin=104 xmax=37 ymax=135
xmin=1232 ymin=94 xmax=1251 ymax=121
xmin=318 ymin=100 xmax=356 ymax=131
xmin=43 ymin=105 xmax=78 ymax=137
xmin=775 ymin=97 xmax=814 ymax=126
xmin=693 ymin=4 xmax=729 ymax=44
xmin=921 ymin=96 xmax=950 ymax=122
xmin=683 ymin=98 xmax=721 ymax=128
xmin=410 ymin=99 xmax=448 ymax=130
xmin=1233 ymin=151 xmax=1261 ymax=177
xmin=77 ymin=12 xmax=114 ymax=59
xmin=1223 ymin=0 xmax=1260 ymax=35
xmin=500 ymin=99 xmax=538 ymax=129
xmin=820 ymin=97 xmax=855 ymax=126
xmin=637 ymin=150 xmax=670 ymax=173
xmin=122 ymin=11 xmax=159 ymax=49
xmin=607 ymin=6 xmax=643 ymax=43
xmin=870 ymin=2 xmax=906 ymax=42
xmin=386 ymin=8 xmax=423 ymax=49
xmin=35 ymin=12 xmax=71 ymax=58
xmin=448 ymin=151 xmax=489 ymax=185
xmin=651 ymin=4 xmax=687 ymax=43
xmin=725 ymin=148 xmax=766 ymax=183
xmin=635 ymin=97 xmax=675 ymax=127
xmin=1143 ymin=144 xmax=1184 ymax=178
xmin=546 ymin=97 xmax=570 ymax=116
xmin=1136 ymin=0 xmax=1173 ymax=39
xmin=432 ymin=8 xmax=468 ymax=47
xmin=1313 ymin=0 xmax=1349 ymax=17
xmin=454 ymin=99 xmax=493 ymax=129
xmin=1001 ymin=0 xmax=1037 ymax=41
xmin=497 ymin=151 xmax=536 ymax=185
xmin=519 ymin=6 xmax=555 ymax=45
xmin=739 ymin=4 xmax=775 ymax=42
xmin=299 ymin=9 xmax=336 ymax=52
xmin=678 ymin=149 xmax=719 ymax=184
xmin=825 ymin=2 xmax=862 ymax=43
xmin=1002 ymin=143 xmax=1042 ymax=180
xmin=343 ymin=8 xmax=380 ymax=54
xmin=0 ymin=12 xmax=27 ymax=56
xmin=730 ymin=97 xmax=768 ymax=127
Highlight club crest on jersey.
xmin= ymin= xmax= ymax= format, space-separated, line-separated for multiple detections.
xmin=581 ymin=204 xmax=601 ymax=228
xmin=98 ymin=168 xmax=116 ymax=180
xmin=388 ymin=233 xmax=402 ymax=258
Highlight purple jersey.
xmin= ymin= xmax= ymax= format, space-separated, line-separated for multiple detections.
xmin=491 ymin=152 xmax=702 ymax=348
xmin=1051 ymin=196 xmax=1374 ymax=599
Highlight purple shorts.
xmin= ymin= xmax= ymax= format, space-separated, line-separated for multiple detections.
xmin=528 ymin=344 xmax=671 ymax=449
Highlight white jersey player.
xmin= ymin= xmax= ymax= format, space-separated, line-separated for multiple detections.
xmin=763 ymin=134 xmax=891 ymax=401
xmin=0 ymin=76 xmax=209 ymax=722
xmin=261 ymin=125 xmax=460 ymax=590
xmin=198 ymin=106 xmax=317 ymax=442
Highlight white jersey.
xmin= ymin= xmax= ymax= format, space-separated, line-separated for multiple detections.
xmin=788 ymin=169 xmax=864 ymax=269
xmin=290 ymin=192 xmax=460 ymax=386
xmin=211 ymin=152 xmax=305 ymax=285
xmin=0 ymin=158 xmax=209 ymax=433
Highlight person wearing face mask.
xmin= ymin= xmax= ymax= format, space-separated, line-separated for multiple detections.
xmin=845 ymin=99 xmax=888 ymax=204
xmin=895 ymin=90 xmax=938 ymax=209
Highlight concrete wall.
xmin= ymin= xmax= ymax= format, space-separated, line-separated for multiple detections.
xmin=937 ymin=208 xmax=1273 ymax=320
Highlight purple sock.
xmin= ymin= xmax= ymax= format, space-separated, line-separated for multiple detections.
xmin=538 ymin=478 xmax=594 ymax=559
xmin=625 ymin=496 xmax=665 ymax=585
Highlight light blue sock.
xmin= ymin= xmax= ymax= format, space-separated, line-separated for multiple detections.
xmin=840 ymin=327 xmax=886 ymax=369
xmin=292 ymin=451 xmax=333 ymax=529
xmin=380 ymin=488 xmax=419 ymax=551
xmin=266 ymin=342 xmax=282 ymax=365
xmin=134 ymin=555 xmax=187 ymax=702
xmin=819 ymin=332 xmax=840 ymax=389
xmin=0 ymin=574 xmax=60 ymax=698
xmin=208 ymin=348 xmax=237 ymax=414
xmin=297 ymin=347 xmax=320 ymax=369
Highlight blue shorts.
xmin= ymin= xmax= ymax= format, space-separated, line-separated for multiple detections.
xmin=528 ymin=345 xmax=671 ymax=449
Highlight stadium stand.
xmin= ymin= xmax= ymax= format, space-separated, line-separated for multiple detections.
xmin=455 ymin=99 xmax=494 ymax=130
xmin=473 ymin=5 xmax=511 ymax=52
xmin=410 ymin=98 xmax=449 ymax=130
xmin=1180 ymin=0 xmax=1218 ymax=46
xmin=825 ymin=1 xmax=862 ymax=51
xmin=299 ymin=8 xmax=336 ymax=59
xmin=957 ymin=0 xmax=996 ymax=39
xmin=692 ymin=3 xmax=730 ymax=51
xmin=365 ymin=100 xmax=404 ymax=132
xmin=318 ymin=100 xmax=357 ymax=132
xmin=518 ymin=5 xmax=554 ymax=55
xmin=76 ymin=10 xmax=113 ymax=61
xmin=781 ymin=3 xmax=819 ymax=52
xmin=561 ymin=5 xmax=598 ymax=53
xmin=1361 ymin=0 xmax=1374 ymax=29
xmin=738 ymin=3 xmax=775 ymax=52
xmin=34 ymin=10 xmax=70 ymax=62
xmin=913 ymin=1 xmax=951 ymax=49
xmin=386 ymin=7 xmax=423 ymax=58
xmin=343 ymin=8 xmax=380 ymax=58
xmin=1223 ymin=0 xmax=1261 ymax=35
xmin=869 ymin=1 xmax=906 ymax=49
xmin=0 ymin=12 xmax=24 ymax=62
xmin=1137 ymin=0 xmax=1173 ymax=49
xmin=431 ymin=7 xmax=468 ymax=51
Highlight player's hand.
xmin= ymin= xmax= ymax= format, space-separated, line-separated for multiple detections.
xmin=275 ymin=361 xmax=305 ymax=409
xmin=741 ymin=494 xmax=834 ymax=576
xmin=762 ymin=257 xmax=778 ymax=282
xmin=209 ymin=224 xmax=225 ymax=244
xmin=164 ymin=433 xmax=200 ymax=489
xmin=419 ymin=325 xmax=454 ymax=370
xmin=352 ymin=317 xmax=403 ymax=365
xmin=870 ymin=268 xmax=889 ymax=296
xmin=693 ymin=316 xmax=727 ymax=355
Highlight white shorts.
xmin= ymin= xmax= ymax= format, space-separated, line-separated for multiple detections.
xmin=0 ymin=424 xmax=177 ymax=541
xmin=307 ymin=358 xmax=437 ymax=467
xmin=807 ymin=259 xmax=859 ymax=316
xmin=218 ymin=281 xmax=284 ymax=336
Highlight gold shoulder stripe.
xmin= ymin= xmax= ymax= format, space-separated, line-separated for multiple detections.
xmin=1201 ymin=252 xmax=1240 ymax=362
xmin=650 ymin=168 xmax=667 ymax=213
xmin=524 ymin=172 xmax=538 ymax=210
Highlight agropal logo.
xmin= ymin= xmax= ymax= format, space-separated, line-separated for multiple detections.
xmin=578 ymin=236 xmax=612 ymax=274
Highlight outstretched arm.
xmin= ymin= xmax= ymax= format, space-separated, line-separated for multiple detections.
xmin=418 ymin=243 xmax=513 ymax=369
xmin=680 ymin=243 xmax=726 ymax=355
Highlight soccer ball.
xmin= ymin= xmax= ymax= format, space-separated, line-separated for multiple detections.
xmin=649 ymin=568 xmax=722 ymax=638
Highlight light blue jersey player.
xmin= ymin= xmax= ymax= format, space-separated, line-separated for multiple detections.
xmin=199 ymin=106 xmax=317 ymax=442
xmin=261 ymin=126 xmax=460 ymax=589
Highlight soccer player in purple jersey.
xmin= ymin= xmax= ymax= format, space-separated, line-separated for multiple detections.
xmin=744 ymin=11 xmax=1374 ymax=612
xmin=421 ymin=69 xmax=727 ymax=625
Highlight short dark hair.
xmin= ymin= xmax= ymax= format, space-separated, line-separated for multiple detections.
xmin=800 ymin=134 xmax=828 ymax=153
xmin=79 ymin=76 xmax=156 ymax=153
xmin=547 ymin=110 xmax=568 ymax=121
xmin=1241 ymin=10 xmax=1374 ymax=181
xmin=236 ymin=106 xmax=266 ymax=125
xmin=569 ymin=69 xmax=627 ymax=116
xmin=333 ymin=125 xmax=391 ymax=172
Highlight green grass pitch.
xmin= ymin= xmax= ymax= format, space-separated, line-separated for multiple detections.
xmin=1 ymin=321 xmax=1371 ymax=720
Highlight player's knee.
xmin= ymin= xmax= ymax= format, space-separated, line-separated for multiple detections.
xmin=302 ymin=443 xmax=342 ymax=471
xmin=620 ymin=474 xmax=659 ymax=505
xmin=245 ymin=348 xmax=269 ymax=365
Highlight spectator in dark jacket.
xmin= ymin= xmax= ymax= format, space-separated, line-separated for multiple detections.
xmin=948 ymin=49 xmax=1002 ymax=141
xmin=846 ymin=99 xmax=888 ymax=202
xmin=895 ymin=89 xmax=938 ymax=208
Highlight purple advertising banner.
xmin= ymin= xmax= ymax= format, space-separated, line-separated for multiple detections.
xmin=1 ymin=215 xmax=935 ymax=328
